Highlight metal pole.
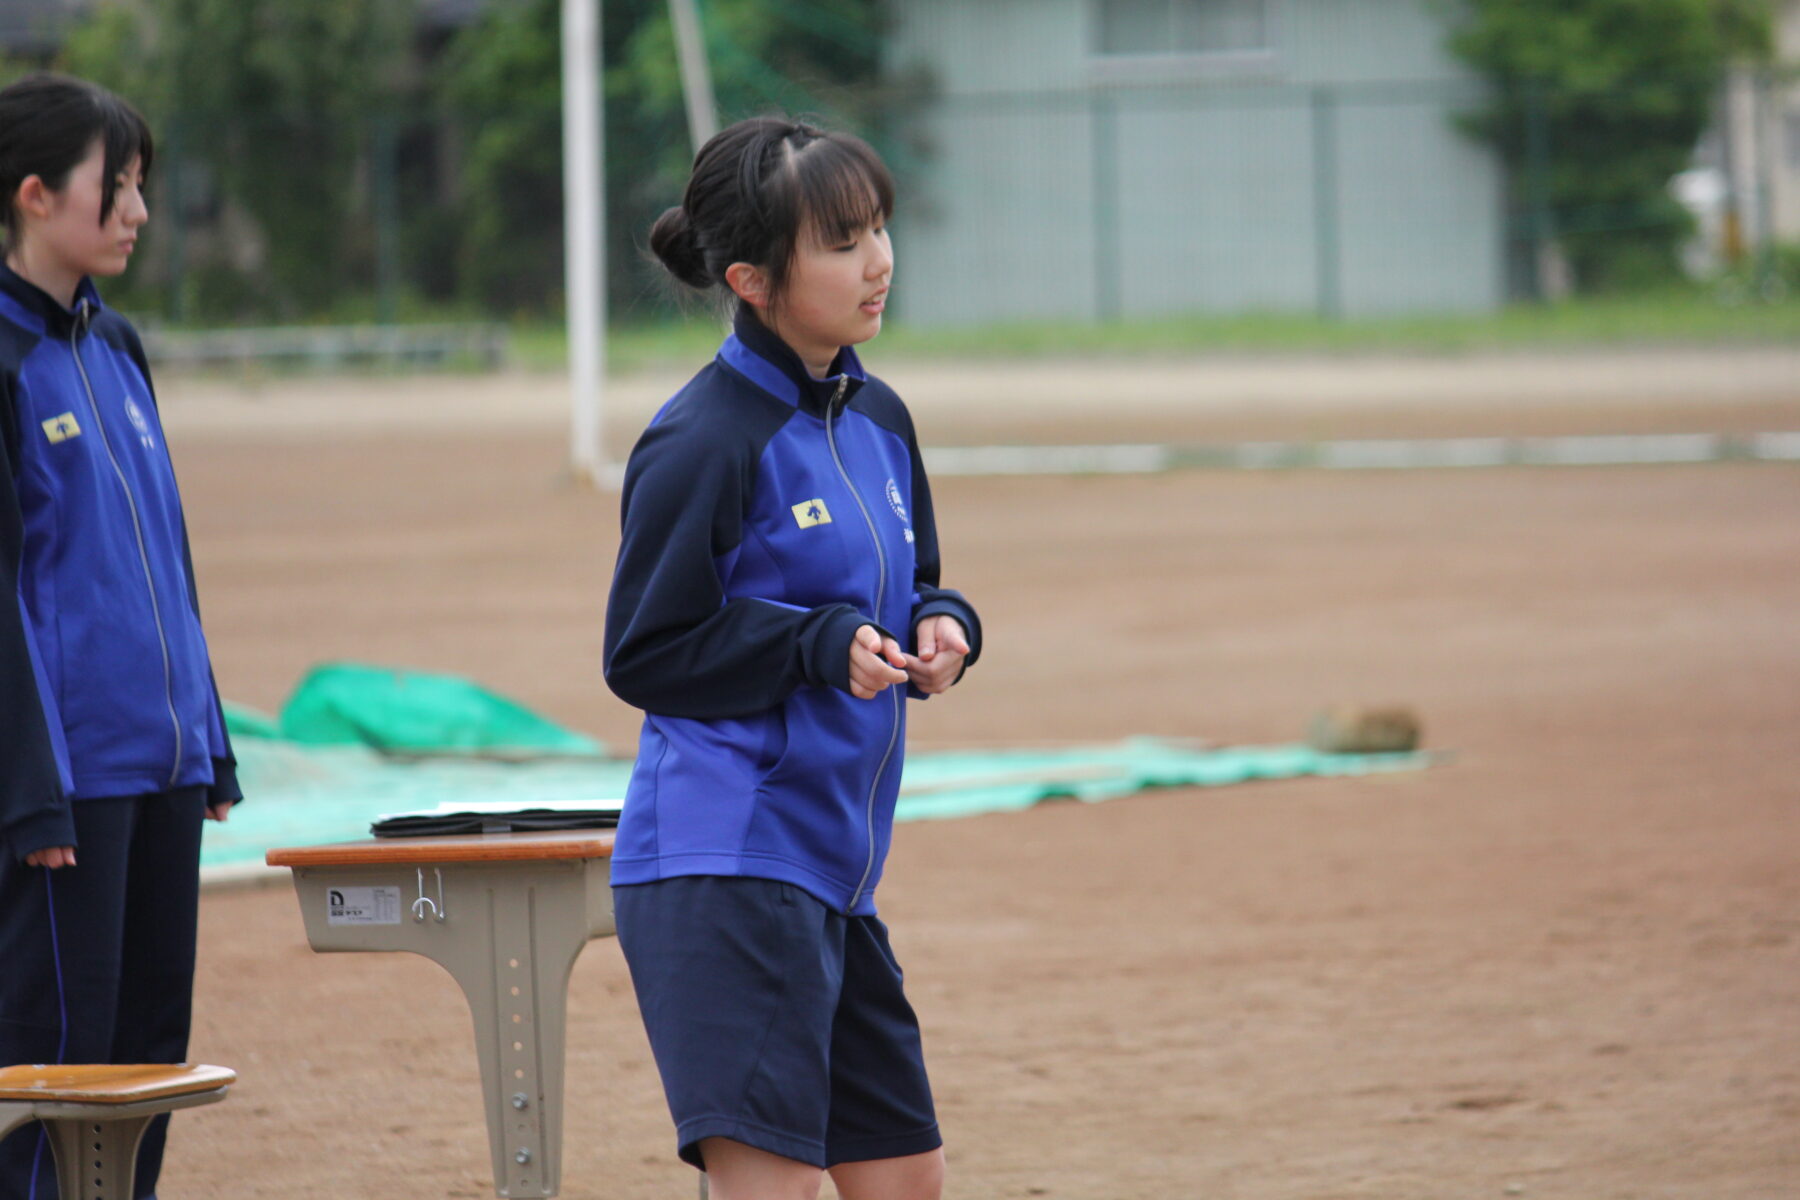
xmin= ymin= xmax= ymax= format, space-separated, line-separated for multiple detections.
xmin=1716 ymin=73 xmax=1744 ymax=265
xmin=1090 ymin=91 xmax=1121 ymax=321
xmin=1310 ymin=87 xmax=1342 ymax=321
xmin=373 ymin=114 xmax=400 ymax=326
xmin=1524 ymin=79 xmax=1555 ymax=302
xmin=164 ymin=116 xmax=187 ymax=323
xmin=1751 ymin=68 xmax=1780 ymax=299
xmin=562 ymin=0 xmax=606 ymax=484
xmin=668 ymin=0 xmax=718 ymax=152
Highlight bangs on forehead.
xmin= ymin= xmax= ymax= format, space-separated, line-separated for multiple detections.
xmin=97 ymin=90 xmax=153 ymax=180
xmin=791 ymin=136 xmax=893 ymax=245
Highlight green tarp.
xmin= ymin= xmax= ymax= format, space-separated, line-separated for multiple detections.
xmin=202 ymin=736 xmax=1428 ymax=873
xmin=232 ymin=663 xmax=604 ymax=756
xmin=201 ymin=665 xmax=1430 ymax=875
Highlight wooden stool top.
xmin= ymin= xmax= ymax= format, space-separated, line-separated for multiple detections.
xmin=0 ymin=1064 xmax=236 ymax=1104
xmin=266 ymin=829 xmax=616 ymax=869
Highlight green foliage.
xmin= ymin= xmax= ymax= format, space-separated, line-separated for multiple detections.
xmin=438 ymin=0 xmax=568 ymax=315
xmin=1449 ymin=0 xmax=1772 ymax=292
xmin=438 ymin=0 xmax=892 ymax=318
xmin=59 ymin=0 xmax=411 ymax=319
xmin=499 ymin=285 xmax=1800 ymax=374
xmin=46 ymin=0 xmax=894 ymax=322
xmin=1715 ymin=238 xmax=1800 ymax=303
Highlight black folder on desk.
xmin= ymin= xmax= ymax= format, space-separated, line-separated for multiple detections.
xmin=371 ymin=803 xmax=621 ymax=838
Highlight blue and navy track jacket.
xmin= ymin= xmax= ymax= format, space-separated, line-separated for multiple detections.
xmin=604 ymin=310 xmax=981 ymax=916
xmin=0 ymin=262 xmax=238 ymax=860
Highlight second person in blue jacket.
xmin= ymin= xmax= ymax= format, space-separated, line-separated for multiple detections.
xmin=0 ymin=73 xmax=240 ymax=1200
xmin=603 ymin=116 xmax=980 ymax=1200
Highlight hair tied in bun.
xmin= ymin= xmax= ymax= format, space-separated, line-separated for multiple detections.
xmin=649 ymin=204 xmax=710 ymax=290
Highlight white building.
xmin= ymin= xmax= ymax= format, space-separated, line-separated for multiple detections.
xmin=882 ymin=0 xmax=1508 ymax=324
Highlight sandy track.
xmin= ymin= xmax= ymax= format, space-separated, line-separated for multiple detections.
xmin=133 ymin=364 xmax=1800 ymax=1199
xmin=153 ymin=343 xmax=1800 ymax=448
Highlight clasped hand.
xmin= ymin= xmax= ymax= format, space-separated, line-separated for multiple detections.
xmin=847 ymin=615 xmax=970 ymax=700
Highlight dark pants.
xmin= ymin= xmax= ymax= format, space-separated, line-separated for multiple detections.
xmin=615 ymin=877 xmax=940 ymax=1171
xmin=0 ymin=787 xmax=206 ymax=1200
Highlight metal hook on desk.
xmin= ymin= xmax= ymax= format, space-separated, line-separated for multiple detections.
xmin=412 ymin=867 xmax=447 ymax=922
xmin=411 ymin=868 xmax=436 ymax=921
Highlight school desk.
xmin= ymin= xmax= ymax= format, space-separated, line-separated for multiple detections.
xmin=266 ymin=831 xmax=615 ymax=1199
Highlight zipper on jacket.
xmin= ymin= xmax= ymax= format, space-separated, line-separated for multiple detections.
xmin=826 ymin=376 xmax=900 ymax=913
xmin=71 ymin=301 xmax=184 ymax=788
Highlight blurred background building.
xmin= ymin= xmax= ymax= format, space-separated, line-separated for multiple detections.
xmin=1723 ymin=1 xmax=1800 ymax=244
xmin=0 ymin=0 xmax=81 ymax=58
xmin=884 ymin=0 xmax=1504 ymax=323
xmin=0 ymin=0 xmax=1793 ymax=334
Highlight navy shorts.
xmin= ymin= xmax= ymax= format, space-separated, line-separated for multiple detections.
xmin=613 ymin=876 xmax=941 ymax=1170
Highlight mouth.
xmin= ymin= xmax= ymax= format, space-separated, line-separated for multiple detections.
xmin=860 ymin=290 xmax=887 ymax=315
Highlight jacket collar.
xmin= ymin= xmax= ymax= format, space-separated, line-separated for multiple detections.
xmin=717 ymin=304 xmax=865 ymax=416
xmin=0 ymin=260 xmax=103 ymax=339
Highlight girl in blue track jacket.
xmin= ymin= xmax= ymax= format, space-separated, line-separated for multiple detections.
xmin=603 ymin=117 xmax=979 ymax=1200
xmin=0 ymin=75 xmax=239 ymax=1200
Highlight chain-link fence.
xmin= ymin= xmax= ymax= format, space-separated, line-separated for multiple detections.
xmin=69 ymin=69 xmax=1800 ymax=333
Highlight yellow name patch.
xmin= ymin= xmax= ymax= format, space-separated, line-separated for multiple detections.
xmin=791 ymin=498 xmax=832 ymax=528
xmin=41 ymin=413 xmax=82 ymax=444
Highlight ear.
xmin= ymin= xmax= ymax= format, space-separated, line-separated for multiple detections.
xmin=12 ymin=175 xmax=53 ymax=222
xmin=725 ymin=261 xmax=771 ymax=310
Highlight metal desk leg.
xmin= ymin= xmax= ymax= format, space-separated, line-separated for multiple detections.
xmin=0 ymin=1089 xmax=229 ymax=1200
xmin=0 ymin=1104 xmax=31 ymax=1141
xmin=41 ymin=1108 xmax=160 ymax=1200
xmin=290 ymin=858 xmax=613 ymax=1198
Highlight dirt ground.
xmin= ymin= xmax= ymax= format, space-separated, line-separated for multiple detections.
xmin=147 ymin=351 xmax=1798 ymax=1199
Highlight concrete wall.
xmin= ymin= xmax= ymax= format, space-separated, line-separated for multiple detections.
xmin=1774 ymin=0 xmax=1800 ymax=240
xmin=885 ymin=0 xmax=1506 ymax=325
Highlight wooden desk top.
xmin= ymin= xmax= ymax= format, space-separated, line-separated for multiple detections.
xmin=266 ymin=830 xmax=615 ymax=869
xmin=0 ymin=1063 xmax=236 ymax=1103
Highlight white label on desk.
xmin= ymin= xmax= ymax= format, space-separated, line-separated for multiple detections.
xmin=326 ymin=886 xmax=402 ymax=925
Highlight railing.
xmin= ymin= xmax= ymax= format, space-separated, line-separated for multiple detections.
xmin=143 ymin=323 xmax=510 ymax=371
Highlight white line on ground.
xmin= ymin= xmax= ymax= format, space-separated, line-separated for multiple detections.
xmin=923 ymin=433 xmax=1799 ymax=475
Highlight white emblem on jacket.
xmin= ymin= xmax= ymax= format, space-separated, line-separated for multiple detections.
xmin=885 ymin=478 xmax=914 ymax=543
xmin=124 ymin=396 xmax=156 ymax=451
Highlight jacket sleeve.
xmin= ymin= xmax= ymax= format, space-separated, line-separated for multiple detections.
xmin=123 ymin=323 xmax=241 ymax=809
xmin=0 ymin=372 xmax=77 ymax=859
xmin=176 ymin=514 xmax=240 ymax=811
xmin=199 ymin=667 xmax=242 ymax=810
xmin=604 ymin=412 xmax=870 ymax=720
xmin=905 ymin=423 xmax=981 ymax=694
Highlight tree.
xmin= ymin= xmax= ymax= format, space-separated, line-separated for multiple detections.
xmin=436 ymin=0 xmax=569 ymax=316
xmin=61 ymin=0 xmax=410 ymax=318
xmin=438 ymin=0 xmax=892 ymax=318
xmin=1449 ymin=0 xmax=1772 ymax=292
xmin=51 ymin=0 xmax=895 ymax=320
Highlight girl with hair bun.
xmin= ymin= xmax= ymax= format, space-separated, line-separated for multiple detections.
xmin=604 ymin=115 xmax=981 ymax=1200
xmin=0 ymin=73 xmax=240 ymax=1200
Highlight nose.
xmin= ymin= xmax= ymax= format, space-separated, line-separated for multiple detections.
xmin=866 ymin=231 xmax=893 ymax=280
xmin=122 ymin=186 xmax=148 ymax=229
